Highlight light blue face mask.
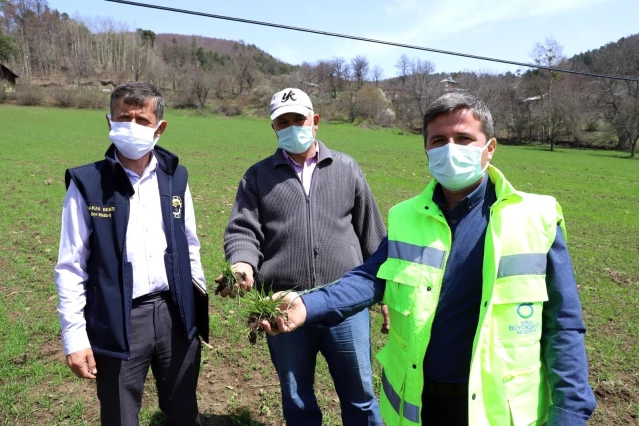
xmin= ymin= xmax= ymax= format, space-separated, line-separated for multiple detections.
xmin=276 ymin=125 xmax=315 ymax=154
xmin=427 ymin=139 xmax=494 ymax=191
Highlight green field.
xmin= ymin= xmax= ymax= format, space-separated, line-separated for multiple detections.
xmin=0 ymin=105 xmax=637 ymax=425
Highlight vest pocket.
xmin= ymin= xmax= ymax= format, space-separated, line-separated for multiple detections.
xmin=492 ymin=277 xmax=547 ymax=343
xmin=384 ymin=282 xmax=413 ymax=316
xmin=508 ymin=387 xmax=547 ymax=426
xmin=492 ymin=277 xmax=546 ymax=378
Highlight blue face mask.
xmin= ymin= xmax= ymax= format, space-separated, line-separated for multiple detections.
xmin=427 ymin=139 xmax=493 ymax=191
xmin=276 ymin=125 xmax=315 ymax=154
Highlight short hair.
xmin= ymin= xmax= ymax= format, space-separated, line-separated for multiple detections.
xmin=110 ymin=82 xmax=164 ymax=121
xmin=422 ymin=92 xmax=494 ymax=143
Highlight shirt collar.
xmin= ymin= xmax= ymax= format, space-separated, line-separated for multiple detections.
xmin=281 ymin=141 xmax=319 ymax=168
xmin=432 ymin=173 xmax=489 ymax=212
xmin=115 ymin=151 xmax=159 ymax=180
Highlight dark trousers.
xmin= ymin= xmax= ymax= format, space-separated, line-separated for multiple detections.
xmin=421 ymin=390 xmax=468 ymax=425
xmin=95 ymin=292 xmax=201 ymax=426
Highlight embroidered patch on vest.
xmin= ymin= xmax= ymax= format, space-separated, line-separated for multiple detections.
xmin=172 ymin=196 xmax=183 ymax=219
xmin=88 ymin=204 xmax=115 ymax=218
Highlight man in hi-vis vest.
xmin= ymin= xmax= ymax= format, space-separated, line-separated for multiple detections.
xmin=264 ymin=93 xmax=596 ymax=425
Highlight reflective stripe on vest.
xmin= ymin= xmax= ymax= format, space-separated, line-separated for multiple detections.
xmin=382 ymin=370 xmax=420 ymax=423
xmin=497 ymin=253 xmax=547 ymax=278
xmin=388 ymin=240 xmax=446 ymax=269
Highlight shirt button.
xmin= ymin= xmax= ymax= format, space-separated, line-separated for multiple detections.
xmin=472 ymin=393 xmax=476 ymax=400
xmin=451 ymin=219 xmax=457 ymax=225
xmin=427 ymin=287 xmax=432 ymax=291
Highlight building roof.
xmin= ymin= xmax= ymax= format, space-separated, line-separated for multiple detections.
xmin=0 ymin=64 xmax=19 ymax=79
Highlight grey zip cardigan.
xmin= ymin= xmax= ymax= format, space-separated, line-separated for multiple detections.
xmin=224 ymin=140 xmax=386 ymax=292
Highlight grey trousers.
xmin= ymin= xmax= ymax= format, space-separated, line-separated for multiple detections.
xmin=95 ymin=292 xmax=201 ymax=426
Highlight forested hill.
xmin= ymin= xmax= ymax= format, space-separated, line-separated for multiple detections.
xmin=155 ymin=33 xmax=294 ymax=75
xmin=571 ymin=33 xmax=639 ymax=69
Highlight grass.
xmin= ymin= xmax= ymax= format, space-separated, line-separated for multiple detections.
xmin=239 ymin=287 xmax=289 ymax=345
xmin=0 ymin=104 xmax=638 ymax=425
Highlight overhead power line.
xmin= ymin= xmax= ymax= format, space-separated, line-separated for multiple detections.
xmin=105 ymin=0 xmax=639 ymax=82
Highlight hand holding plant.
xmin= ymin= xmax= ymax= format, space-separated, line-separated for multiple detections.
xmin=241 ymin=288 xmax=296 ymax=344
xmin=261 ymin=291 xmax=307 ymax=335
xmin=214 ymin=261 xmax=254 ymax=298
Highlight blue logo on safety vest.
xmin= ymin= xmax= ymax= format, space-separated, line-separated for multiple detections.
xmin=516 ymin=303 xmax=534 ymax=319
xmin=508 ymin=303 xmax=540 ymax=335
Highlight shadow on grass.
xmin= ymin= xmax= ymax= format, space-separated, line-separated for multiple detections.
xmin=149 ymin=409 xmax=268 ymax=426
xmin=586 ymin=153 xmax=637 ymax=159
xmin=520 ymin=146 xmax=569 ymax=153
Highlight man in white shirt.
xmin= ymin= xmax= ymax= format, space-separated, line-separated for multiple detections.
xmin=54 ymin=82 xmax=206 ymax=425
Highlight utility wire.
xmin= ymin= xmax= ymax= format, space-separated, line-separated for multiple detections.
xmin=105 ymin=0 xmax=639 ymax=82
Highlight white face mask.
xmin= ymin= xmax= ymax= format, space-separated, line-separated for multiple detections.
xmin=427 ymin=139 xmax=493 ymax=191
xmin=276 ymin=124 xmax=315 ymax=154
xmin=108 ymin=114 xmax=162 ymax=160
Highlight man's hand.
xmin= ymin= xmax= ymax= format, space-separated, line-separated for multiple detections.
xmin=380 ymin=304 xmax=390 ymax=334
xmin=262 ymin=291 xmax=307 ymax=335
xmin=66 ymin=348 xmax=97 ymax=379
xmin=232 ymin=262 xmax=254 ymax=292
xmin=215 ymin=262 xmax=255 ymax=297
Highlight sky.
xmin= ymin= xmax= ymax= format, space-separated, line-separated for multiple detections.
xmin=47 ymin=0 xmax=639 ymax=78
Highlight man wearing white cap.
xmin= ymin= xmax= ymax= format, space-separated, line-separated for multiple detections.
xmin=222 ymin=88 xmax=386 ymax=425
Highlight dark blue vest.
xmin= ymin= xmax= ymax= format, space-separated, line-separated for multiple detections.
xmin=65 ymin=145 xmax=197 ymax=360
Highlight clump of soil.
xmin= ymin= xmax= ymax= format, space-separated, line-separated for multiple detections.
xmin=247 ymin=313 xmax=279 ymax=344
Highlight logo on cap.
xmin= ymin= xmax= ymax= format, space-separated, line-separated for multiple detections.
xmin=281 ymin=90 xmax=297 ymax=102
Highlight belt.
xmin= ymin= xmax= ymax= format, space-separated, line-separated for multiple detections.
xmin=423 ymin=382 xmax=468 ymax=397
xmin=132 ymin=291 xmax=171 ymax=307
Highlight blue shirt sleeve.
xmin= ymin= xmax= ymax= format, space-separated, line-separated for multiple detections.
xmin=303 ymin=237 xmax=388 ymax=325
xmin=543 ymin=225 xmax=597 ymax=425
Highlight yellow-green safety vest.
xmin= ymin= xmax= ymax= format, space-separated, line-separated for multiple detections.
xmin=376 ymin=165 xmax=565 ymax=426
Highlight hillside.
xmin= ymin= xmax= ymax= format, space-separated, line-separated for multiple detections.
xmin=571 ymin=33 xmax=639 ymax=69
xmin=155 ymin=33 xmax=295 ymax=75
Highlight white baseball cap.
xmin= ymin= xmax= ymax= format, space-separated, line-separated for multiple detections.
xmin=270 ymin=88 xmax=313 ymax=121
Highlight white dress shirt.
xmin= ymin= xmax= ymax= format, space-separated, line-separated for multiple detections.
xmin=54 ymin=153 xmax=206 ymax=355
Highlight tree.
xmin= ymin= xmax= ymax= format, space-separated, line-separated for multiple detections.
xmin=350 ymin=55 xmax=369 ymax=88
xmin=0 ymin=27 xmax=15 ymax=62
xmin=191 ymin=67 xmax=213 ymax=109
xmin=371 ymin=65 xmax=384 ymax=86
xmin=355 ymin=85 xmax=394 ymax=127
xmin=162 ymin=42 xmax=190 ymax=90
xmin=592 ymin=36 xmax=639 ymax=157
xmin=395 ymin=54 xmax=410 ymax=87
xmin=329 ymin=57 xmax=348 ymax=98
xmin=233 ymin=53 xmax=256 ymax=94
xmin=136 ymin=28 xmax=155 ymax=48
xmin=530 ymin=37 xmax=566 ymax=151
xmin=67 ymin=20 xmax=92 ymax=87
xmin=405 ymin=58 xmax=436 ymax=128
